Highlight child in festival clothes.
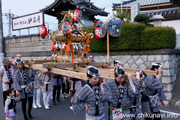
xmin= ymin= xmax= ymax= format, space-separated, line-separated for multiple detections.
xmin=41 ymin=72 xmax=53 ymax=110
xmin=71 ymin=66 xmax=107 ymax=120
xmin=4 ymin=89 xmax=19 ymax=120
xmin=33 ymin=70 xmax=42 ymax=109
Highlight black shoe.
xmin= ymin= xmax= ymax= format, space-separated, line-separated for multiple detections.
xmin=28 ymin=113 xmax=33 ymax=119
xmin=56 ymin=99 xmax=61 ymax=102
xmin=53 ymin=100 xmax=57 ymax=105
xmin=24 ymin=116 xmax=29 ymax=120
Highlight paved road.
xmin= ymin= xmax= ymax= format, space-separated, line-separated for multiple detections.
xmin=0 ymin=83 xmax=109 ymax=120
xmin=0 ymin=83 xmax=180 ymax=120
xmin=0 ymin=90 xmax=86 ymax=120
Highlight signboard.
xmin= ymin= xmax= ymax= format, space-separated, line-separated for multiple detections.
xmin=107 ymin=18 xmax=123 ymax=37
xmin=12 ymin=12 xmax=44 ymax=31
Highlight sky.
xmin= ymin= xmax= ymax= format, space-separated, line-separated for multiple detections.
xmin=2 ymin=0 xmax=129 ymax=37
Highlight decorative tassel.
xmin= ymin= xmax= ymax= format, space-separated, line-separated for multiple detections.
xmin=66 ymin=44 xmax=71 ymax=53
xmin=51 ymin=42 xmax=55 ymax=52
xmin=86 ymin=44 xmax=90 ymax=53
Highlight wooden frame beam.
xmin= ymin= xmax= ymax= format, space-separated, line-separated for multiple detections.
xmin=24 ymin=60 xmax=53 ymax=64
xmin=103 ymin=66 xmax=157 ymax=76
xmin=42 ymin=62 xmax=110 ymax=68
xmin=11 ymin=60 xmax=156 ymax=80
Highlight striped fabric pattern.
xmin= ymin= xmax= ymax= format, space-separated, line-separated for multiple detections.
xmin=103 ymin=79 xmax=136 ymax=120
xmin=71 ymin=84 xmax=107 ymax=116
xmin=13 ymin=67 xmax=34 ymax=99
xmin=103 ymin=79 xmax=136 ymax=108
xmin=141 ymin=74 xmax=166 ymax=113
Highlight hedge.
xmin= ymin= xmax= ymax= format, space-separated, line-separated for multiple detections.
xmin=142 ymin=27 xmax=176 ymax=49
xmin=84 ymin=23 xmax=176 ymax=52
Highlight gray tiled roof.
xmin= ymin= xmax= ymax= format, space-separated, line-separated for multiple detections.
xmin=113 ymin=0 xmax=171 ymax=8
xmin=140 ymin=7 xmax=180 ymax=20
xmin=40 ymin=0 xmax=108 ymax=17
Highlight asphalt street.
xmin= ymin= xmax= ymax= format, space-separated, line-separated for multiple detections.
xmin=0 ymin=83 xmax=180 ymax=120
xmin=0 ymin=83 xmax=109 ymax=120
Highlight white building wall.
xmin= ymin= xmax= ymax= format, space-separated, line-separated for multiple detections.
xmin=162 ymin=20 xmax=180 ymax=49
xmin=162 ymin=20 xmax=180 ymax=34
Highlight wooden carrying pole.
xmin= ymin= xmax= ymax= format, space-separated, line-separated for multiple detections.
xmin=11 ymin=60 xmax=156 ymax=80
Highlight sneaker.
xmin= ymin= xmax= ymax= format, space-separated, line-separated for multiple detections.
xmin=33 ymin=105 xmax=38 ymax=109
xmin=45 ymin=106 xmax=49 ymax=110
xmin=37 ymin=104 xmax=42 ymax=108
xmin=70 ymin=106 xmax=73 ymax=110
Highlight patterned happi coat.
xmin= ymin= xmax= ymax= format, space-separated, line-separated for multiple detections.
xmin=141 ymin=74 xmax=166 ymax=114
xmin=13 ymin=67 xmax=34 ymax=99
xmin=71 ymin=81 xmax=108 ymax=116
xmin=103 ymin=79 xmax=137 ymax=120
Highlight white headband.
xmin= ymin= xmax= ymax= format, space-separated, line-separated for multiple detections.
xmin=87 ymin=66 xmax=99 ymax=77
xmin=152 ymin=63 xmax=163 ymax=67
xmin=115 ymin=66 xmax=125 ymax=77
xmin=15 ymin=58 xmax=23 ymax=64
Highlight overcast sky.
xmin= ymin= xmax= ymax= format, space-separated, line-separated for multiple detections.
xmin=2 ymin=0 xmax=128 ymax=36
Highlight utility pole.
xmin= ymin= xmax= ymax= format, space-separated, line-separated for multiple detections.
xmin=121 ymin=0 xmax=123 ymax=13
xmin=5 ymin=9 xmax=14 ymax=37
xmin=0 ymin=0 xmax=4 ymax=65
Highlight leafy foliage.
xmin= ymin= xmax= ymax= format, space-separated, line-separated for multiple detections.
xmin=113 ymin=8 xmax=130 ymax=23
xmin=86 ymin=23 xmax=176 ymax=52
xmin=134 ymin=14 xmax=148 ymax=22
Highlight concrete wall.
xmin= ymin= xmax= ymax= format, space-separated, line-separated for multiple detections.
xmin=5 ymin=34 xmax=52 ymax=59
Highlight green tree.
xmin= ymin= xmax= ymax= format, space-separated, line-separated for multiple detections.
xmin=134 ymin=14 xmax=148 ymax=22
xmin=113 ymin=8 xmax=130 ymax=23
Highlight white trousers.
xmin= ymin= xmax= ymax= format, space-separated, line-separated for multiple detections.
xmin=43 ymin=91 xmax=53 ymax=107
xmin=33 ymin=88 xmax=41 ymax=106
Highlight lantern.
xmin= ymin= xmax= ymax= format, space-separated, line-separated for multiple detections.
xmin=40 ymin=26 xmax=47 ymax=38
xmin=73 ymin=9 xmax=82 ymax=22
xmin=95 ymin=27 xmax=102 ymax=39
xmin=62 ymin=21 xmax=71 ymax=37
